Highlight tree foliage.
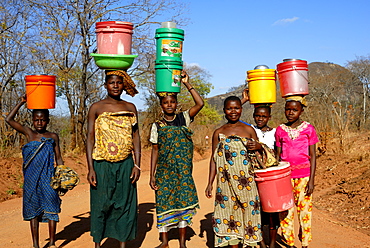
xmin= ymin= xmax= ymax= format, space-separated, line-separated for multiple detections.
xmin=0 ymin=0 xmax=188 ymax=152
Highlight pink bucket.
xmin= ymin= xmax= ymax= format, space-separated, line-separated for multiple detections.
xmin=96 ymin=21 xmax=133 ymax=55
xmin=254 ymin=162 xmax=294 ymax=212
xmin=277 ymin=59 xmax=309 ymax=97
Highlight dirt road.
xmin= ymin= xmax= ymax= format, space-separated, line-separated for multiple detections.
xmin=0 ymin=158 xmax=369 ymax=248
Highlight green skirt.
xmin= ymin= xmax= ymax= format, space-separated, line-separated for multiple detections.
xmin=90 ymin=157 xmax=137 ymax=243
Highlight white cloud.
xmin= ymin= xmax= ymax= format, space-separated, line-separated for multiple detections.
xmin=273 ymin=17 xmax=299 ymax=26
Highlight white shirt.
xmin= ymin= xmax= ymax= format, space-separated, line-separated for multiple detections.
xmin=252 ymin=126 xmax=276 ymax=150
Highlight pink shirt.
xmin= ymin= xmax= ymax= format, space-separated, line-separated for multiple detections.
xmin=275 ymin=121 xmax=319 ymax=178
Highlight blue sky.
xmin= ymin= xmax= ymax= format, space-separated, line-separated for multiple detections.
xmin=54 ymin=0 xmax=370 ymax=113
xmin=182 ymin=0 xmax=370 ymax=97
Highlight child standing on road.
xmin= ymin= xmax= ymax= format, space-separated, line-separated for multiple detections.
xmin=6 ymin=96 xmax=63 ymax=248
xmin=251 ymin=105 xmax=280 ymax=248
xmin=86 ymin=70 xmax=141 ymax=248
xmin=275 ymin=96 xmax=319 ymax=248
xmin=205 ymin=96 xmax=264 ymax=248
xmin=149 ymin=71 xmax=204 ymax=248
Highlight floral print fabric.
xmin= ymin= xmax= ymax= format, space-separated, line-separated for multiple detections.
xmin=213 ymin=134 xmax=262 ymax=247
xmin=280 ymin=177 xmax=312 ymax=247
xmin=155 ymin=125 xmax=199 ymax=229
xmin=93 ymin=111 xmax=137 ymax=162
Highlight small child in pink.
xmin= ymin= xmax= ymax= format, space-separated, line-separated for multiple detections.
xmin=275 ymin=96 xmax=319 ymax=248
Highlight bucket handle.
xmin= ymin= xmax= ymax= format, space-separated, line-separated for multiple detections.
xmin=26 ymin=81 xmax=42 ymax=97
xmin=162 ymin=63 xmax=172 ymax=73
xmin=292 ymin=66 xmax=310 ymax=84
xmin=254 ymin=171 xmax=291 ymax=182
xmin=162 ymin=63 xmax=181 ymax=74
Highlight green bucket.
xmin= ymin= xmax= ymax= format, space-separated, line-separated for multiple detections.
xmin=155 ymin=60 xmax=183 ymax=93
xmin=155 ymin=27 xmax=184 ymax=62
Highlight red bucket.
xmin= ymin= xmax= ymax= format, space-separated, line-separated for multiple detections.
xmin=96 ymin=21 xmax=133 ymax=55
xmin=277 ymin=59 xmax=309 ymax=97
xmin=254 ymin=162 xmax=294 ymax=212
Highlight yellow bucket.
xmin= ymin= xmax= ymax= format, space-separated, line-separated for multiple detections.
xmin=247 ymin=69 xmax=276 ymax=104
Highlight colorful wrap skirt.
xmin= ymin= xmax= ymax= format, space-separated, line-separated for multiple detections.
xmin=155 ymin=126 xmax=199 ymax=230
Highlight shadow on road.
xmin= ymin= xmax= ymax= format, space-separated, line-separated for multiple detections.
xmin=199 ymin=212 xmax=214 ymax=248
xmin=54 ymin=211 xmax=90 ymax=248
xmin=52 ymin=203 xmax=155 ymax=248
xmin=124 ymin=202 xmax=155 ymax=248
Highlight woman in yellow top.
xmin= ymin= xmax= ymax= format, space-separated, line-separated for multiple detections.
xmin=86 ymin=70 xmax=141 ymax=248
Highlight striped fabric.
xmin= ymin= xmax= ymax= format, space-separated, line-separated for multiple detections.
xmin=22 ymin=137 xmax=61 ymax=222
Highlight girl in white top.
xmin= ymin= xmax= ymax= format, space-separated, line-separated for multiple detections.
xmin=251 ymin=105 xmax=279 ymax=248
xmin=252 ymin=105 xmax=276 ymax=150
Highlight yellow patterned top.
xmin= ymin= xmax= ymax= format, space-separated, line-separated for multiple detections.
xmin=92 ymin=111 xmax=137 ymax=162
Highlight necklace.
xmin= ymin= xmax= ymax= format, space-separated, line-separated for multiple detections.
xmin=163 ymin=114 xmax=176 ymax=122
xmin=254 ymin=126 xmax=271 ymax=138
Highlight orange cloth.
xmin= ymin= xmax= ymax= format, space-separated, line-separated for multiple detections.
xmin=106 ymin=70 xmax=138 ymax=97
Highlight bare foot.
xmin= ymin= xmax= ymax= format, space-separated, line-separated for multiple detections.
xmin=155 ymin=243 xmax=169 ymax=248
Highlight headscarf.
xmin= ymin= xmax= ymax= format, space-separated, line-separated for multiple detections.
xmin=285 ymin=95 xmax=307 ymax=107
xmin=156 ymin=92 xmax=178 ymax=99
xmin=105 ymin=70 xmax=139 ymax=97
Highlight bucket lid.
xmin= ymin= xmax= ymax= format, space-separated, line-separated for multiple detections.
xmin=96 ymin=21 xmax=133 ymax=29
xmin=254 ymin=162 xmax=290 ymax=173
xmin=161 ymin=21 xmax=177 ymax=28
xmin=282 ymin=58 xmax=306 ymax=62
xmin=254 ymin=65 xmax=269 ymax=70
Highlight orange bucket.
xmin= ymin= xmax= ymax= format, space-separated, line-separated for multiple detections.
xmin=25 ymin=75 xmax=56 ymax=109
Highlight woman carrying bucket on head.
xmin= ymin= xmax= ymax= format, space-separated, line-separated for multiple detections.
xmin=205 ymin=96 xmax=278 ymax=248
xmin=149 ymin=71 xmax=204 ymax=248
xmin=275 ymin=96 xmax=319 ymax=248
xmin=86 ymin=69 xmax=141 ymax=248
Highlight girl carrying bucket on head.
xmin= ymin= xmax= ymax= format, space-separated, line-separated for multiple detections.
xmin=275 ymin=96 xmax=319 ymax=248
xmin=86 ymin=70 xmax=141 ymax=248
xmin=241 ymin=90 xmax=280 ymax=248
xmin=206 ymin=96 xmax=278 ymax=248
xmin=6 ymin=96 xmax=64 ymax=248
xmin=149 ymin=71 xmax=204 ymax=248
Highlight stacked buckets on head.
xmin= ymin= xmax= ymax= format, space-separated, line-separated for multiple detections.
xmin=91 ymin=21 xmax=137 ymax=70
xmin=155 ymin=22 xmax=184 ymax=93
xmin=246 ymin=65 xmax=294 ymax=212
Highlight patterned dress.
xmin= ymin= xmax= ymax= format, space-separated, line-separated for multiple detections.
xmin=150 ymin=111 xmax=199 ymax=231
xmin=275 ymin=121 xmax=319 ymax=246
xmin=213 ymin=134 xmax=262 ymax=247
xmin=90 ymin=111 xmax=138 ymax=243
xmin=22 ymin=137 xmax=61 ymax=222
